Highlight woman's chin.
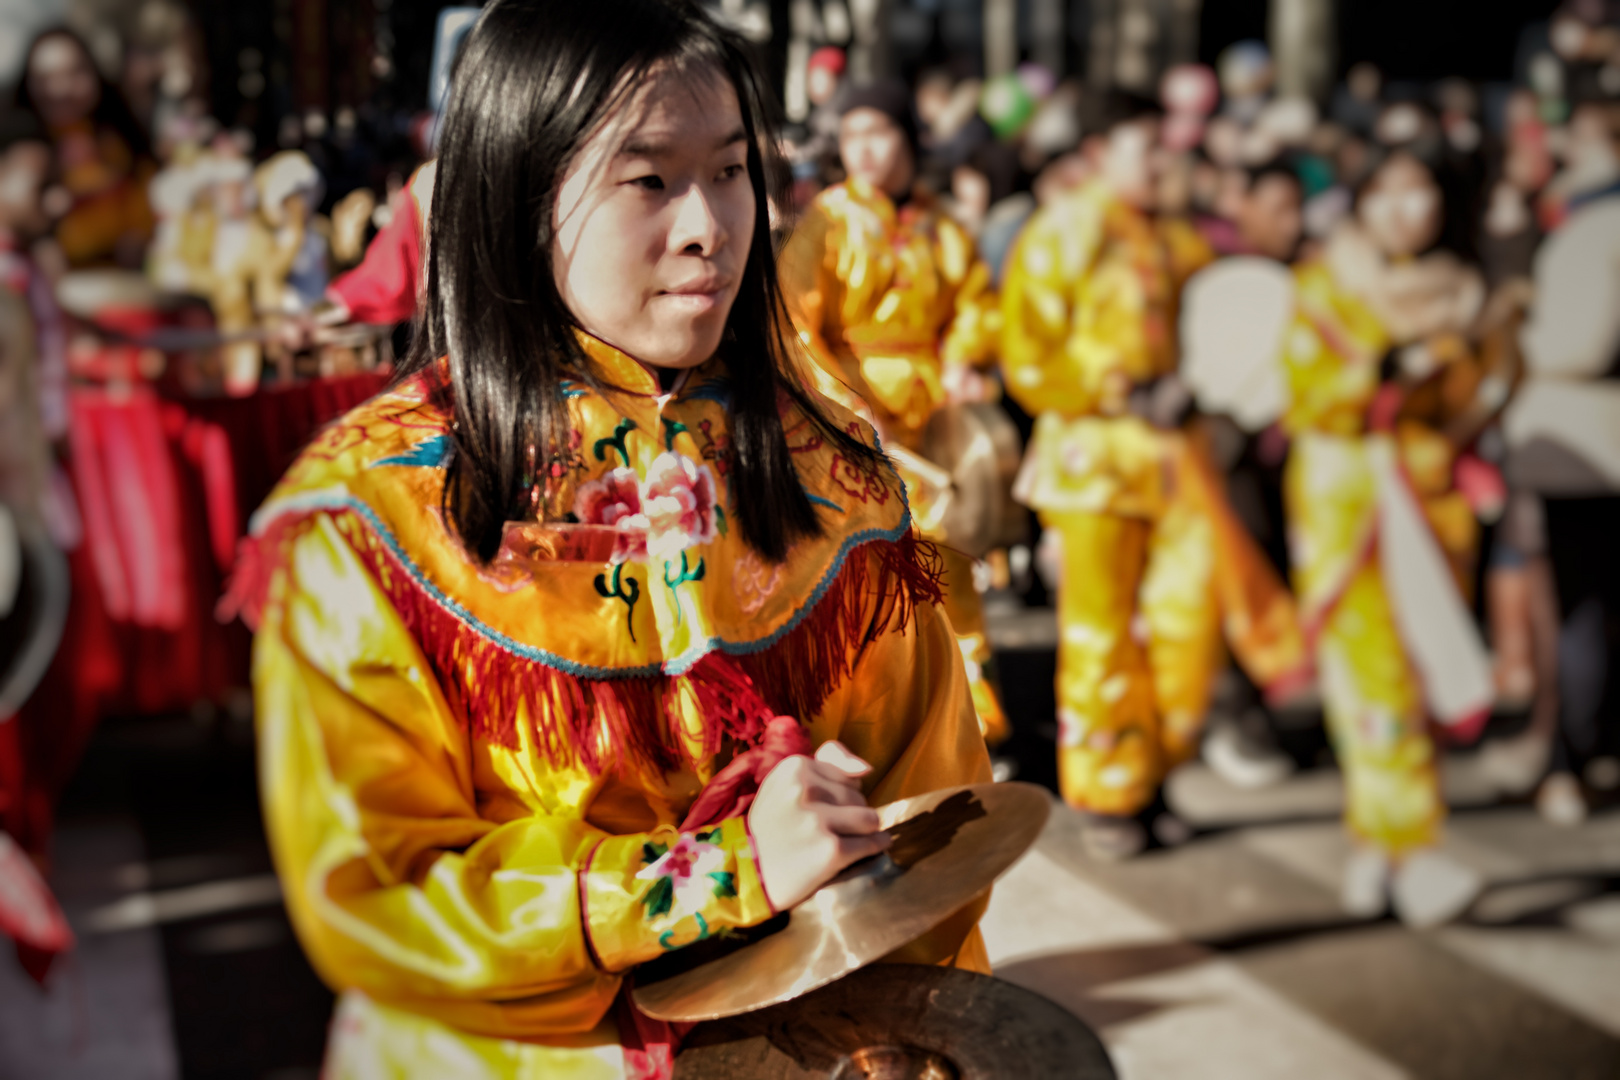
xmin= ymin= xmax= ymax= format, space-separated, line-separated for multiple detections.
xmin=640 ymin=318 xmax=728 ymax=369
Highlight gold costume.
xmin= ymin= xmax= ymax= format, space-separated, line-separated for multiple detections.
xmin=780 ymin=178 xmax=1008 ymax=743
xmin=1001 ymin=180 xmax=1307 ymax=816
xmin=238 ymin=335 xmax=991 ymax=1078
xmin=1280 ymin=248 xmax=1482 ymax=855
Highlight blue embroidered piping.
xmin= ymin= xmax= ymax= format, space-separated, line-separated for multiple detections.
xmin=256 ymin=489 xmax=913 ymax=682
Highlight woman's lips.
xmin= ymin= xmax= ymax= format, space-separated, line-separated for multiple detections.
xmin=657 ymin=280 xmax=731 ymax=312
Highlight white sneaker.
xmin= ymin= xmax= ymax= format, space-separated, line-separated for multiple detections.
xmin=1392 ymin=849 xmax=1484 ymax=929
xmin=1536 ymin=772 xmax=1588 ymax=827
xmin=1203 ymin=718 xmax=1294 ymax=790
xmin=1077 ymin=814 xmax=1147 ymax=862
xmin=1477 ymin=731 xmax=1552 ymax=797
xmin=1341 ymin=846 xmax=1391 ymax=919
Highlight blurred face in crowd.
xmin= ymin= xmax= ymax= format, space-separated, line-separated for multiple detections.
xmin=26 ymin=34 xmax=102 ymax=129
xmin=1359 ymin=153 xmax=1441 ymax=258
xmin=1237 ymin=171 xmax=1304 ymax=261
xmin=552 ymin=64 xmax=755 ymax=370
xmin=1101 ymin=118 xmax=1160 ymax=209
xmin=951 ymin=163 xmax=991 ymax=225
xmin=915 ymin=74 xmax=953 ymax=131
xmin=807 ymin=65 xmax=841 ymax=108
xmin=839 ymin=107 xmax=914 ymax=198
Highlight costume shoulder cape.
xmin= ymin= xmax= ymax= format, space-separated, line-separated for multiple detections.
xmin=228 ymin=335 xmax=941 ymax=774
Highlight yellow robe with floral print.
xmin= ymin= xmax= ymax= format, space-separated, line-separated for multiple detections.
xmin=780 ymin=178 xmax=1008 ymax=743
xmin=243 ymin=335 xmax=991 ymax=1079
xmin=1000 ymin=180 xmax=1306 ymax=816
xmin=1280 ymin=256 xmax=1481 ymax=855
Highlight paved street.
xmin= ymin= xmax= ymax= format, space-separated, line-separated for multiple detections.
xmin=2 ymin=607 xmax=1618 ymax=1078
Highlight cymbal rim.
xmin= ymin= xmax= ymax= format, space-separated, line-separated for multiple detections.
xmin=673 ymin=964 xmax=1117 ymax=1079
xmin=633 ymin=782 xmax=1052 ymax=1023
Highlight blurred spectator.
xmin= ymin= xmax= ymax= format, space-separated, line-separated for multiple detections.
xmin=15 ymin=27 xmax=155 ymax=271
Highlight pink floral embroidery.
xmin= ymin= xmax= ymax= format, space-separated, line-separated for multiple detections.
xmin=733 ymin=548 xmax=785 ymax=615
xmin=642 ymin=452 xmax=718 ymax=561
xmin=573 ymin=467 xmax=648 ymax=564
xmin=636 ymin=831 xmax=731 ymax=921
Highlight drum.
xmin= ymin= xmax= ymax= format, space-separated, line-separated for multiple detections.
xmin=909 ymin=401 xmax=1027 ymax=558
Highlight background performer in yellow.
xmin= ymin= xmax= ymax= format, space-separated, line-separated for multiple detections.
xmin=1000 ymin=96 xmax=1308 ymax=860
xmin=230 ymin=4 xmax=991 ymax=1077
xmin=779 ymin=80 xmax=1009 ymax=745
xmin=1276 ymin=150 xmax=1501 ymax=927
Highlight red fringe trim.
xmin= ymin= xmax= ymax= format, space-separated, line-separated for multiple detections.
xmin=221 ymin=508 xmax=944 ymax=775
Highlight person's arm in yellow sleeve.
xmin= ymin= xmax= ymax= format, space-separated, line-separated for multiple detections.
xmin=998 ymin=199 xmax=1102 ymax=417
xmin=935 ymin=217 xmax=1000 ymax=371
xmin=254 ymin=513 xmax=774 ymax=1041
xmin=805 ymin=558 xmax=994 ymax=971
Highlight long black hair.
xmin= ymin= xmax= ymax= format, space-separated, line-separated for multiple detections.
xmin=397 ymin=0 xmax=881 ymax=564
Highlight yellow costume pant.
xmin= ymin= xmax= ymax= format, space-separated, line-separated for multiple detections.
xmin=1044 ymin=432 xmax=1306 ymax=816
xmin=1288 ymin=432 xmax=1446 ymax=856
xmin=1045 ymin=499 xmax=1217 ymax=816
xmin=1314 ymin=560 xmax=1444 ymax=854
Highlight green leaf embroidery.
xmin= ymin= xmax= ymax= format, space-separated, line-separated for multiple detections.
xmin=658 ymin=912 xmax=711 ymax=951
xmin=714 ymin=504 xmax=728 ymax=537
xmin=642 ymin=876 xmax=674 ymax=919
xmin=595 ymin=563 xmax=642 ymax=642
xmin=660 ymin=417 xmax=689 ymax=452
xmin=708 ymin=871 xmax=737 ymax=899
xmin=694 ymin=828 xmax=721 ymax=844
xmin=641 ymin=840 xmax=669 ymax=865
xmin=593 ymin=417 xmax=637 ymax=467
xmin=663 ymin=551 xmax=706 ymax=589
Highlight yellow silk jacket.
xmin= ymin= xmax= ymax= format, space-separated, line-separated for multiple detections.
xmin=240 ymin=335 xmax=990 ymax=1075
xmin=1281 ymin=250 xmax=1481 ymax=623
xmin=1000 ymin=179 xmax=1194 ymax=421
xmin=779 ymin=178 xmax=1000 ymax=448
xmin=1000 ymin=181 xmax=1209 ymax=519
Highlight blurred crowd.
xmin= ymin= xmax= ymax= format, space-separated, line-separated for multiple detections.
xmin=770 ymin=2 xmax=1620 ymax=907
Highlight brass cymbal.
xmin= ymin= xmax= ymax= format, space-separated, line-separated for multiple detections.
xmin=633 ymin=782 xmax=1051 ymax=1023
xmin=672 ymin=963 xmax=1116 ymax=1079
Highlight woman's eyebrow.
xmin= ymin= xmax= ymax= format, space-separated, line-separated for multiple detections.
xmin=619 ymin=127 xmax=748 ymax=158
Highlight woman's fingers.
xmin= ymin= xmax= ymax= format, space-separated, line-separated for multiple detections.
xmin=833 ymin=831 xmax=893 ymax=867
xmin=802 ymin=766 xmax=868 ymax=806
xmin=814 ymin=802 xmax=883 ymax=837
xmin=813 ymin=739 xmax=873 ymax=778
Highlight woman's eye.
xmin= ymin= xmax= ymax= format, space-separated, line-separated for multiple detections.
xmin=631 ymin=175 xmax=664 ymax=191
xmin=718 ymin=163 xmax=746 ymax=182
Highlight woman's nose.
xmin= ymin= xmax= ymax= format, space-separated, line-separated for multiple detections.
xmin=670 ymin=184 xmax=724 ymax=256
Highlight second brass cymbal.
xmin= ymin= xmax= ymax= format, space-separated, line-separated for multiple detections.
xmin=672 ymin=963 xmax=1116 ymax=1079
xmin=633 ymin=782 xmax=1052 ymax=1023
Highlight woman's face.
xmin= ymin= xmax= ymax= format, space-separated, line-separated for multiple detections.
xmin=839 ymin=107 xmax=914 ymax=197
xmin=552 ymin=66 xmax=755 ymax=370
xmin=1359 ymin=154 xmax=1441 ymax=258
xmin=27 ymin=35 xmax=101 ymax=129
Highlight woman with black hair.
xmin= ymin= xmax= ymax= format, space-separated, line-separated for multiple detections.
xmin=1275 ymin=148 xmax=1503 ymax=928
xmin=16 ymin=28 xmax=154 ymax=269
xmin=233 ymin=2 xmax=990 ymax=1075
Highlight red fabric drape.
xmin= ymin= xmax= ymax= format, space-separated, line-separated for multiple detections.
xmin=9 ymin=370 xmax=389 ymax=863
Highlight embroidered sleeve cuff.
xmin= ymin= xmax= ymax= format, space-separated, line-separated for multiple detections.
xmin=579 ymin=816 xmax=773 ymax=973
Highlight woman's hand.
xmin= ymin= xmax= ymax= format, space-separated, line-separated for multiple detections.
xmin=748 ymin=741 xmax=891 ymax=912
